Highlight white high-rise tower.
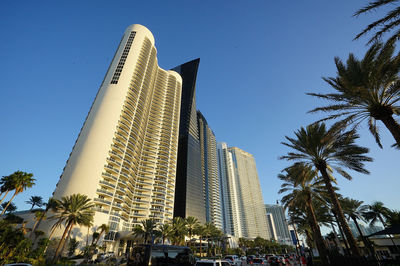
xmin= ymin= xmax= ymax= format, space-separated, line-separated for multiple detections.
xmin=229 ymin=147 xmax=271 ymax=239
xmin=52 ymin=24 xmax=182 ymax=241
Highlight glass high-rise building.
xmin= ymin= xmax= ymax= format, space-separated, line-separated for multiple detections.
xmin=218 ymin=142 xmax=241 ymax=237
xmin=198 ymin=111 xmax=222 ymax=229
xmin=229 ymin=147 xmax=271 ymax=239
xmin=172 ymin=59 xmax=206 ymax=224
xmin=52 ymin=24 xmax=182 ymax=241
xmin=265 ymin=204 xmax=292 ymax=244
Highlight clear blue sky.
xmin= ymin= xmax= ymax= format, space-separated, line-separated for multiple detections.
xmin=1 ymin=1 xmax=399 ymax=213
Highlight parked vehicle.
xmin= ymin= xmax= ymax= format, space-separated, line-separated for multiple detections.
xmin=224 ymin=255 xmax=241 ymax=266
xmin=250 ymin=258 xmax=266 ymax=265
xmin=267 ymin=256 xmax=281 ymax=266
xmin=195 ymin=259 xmax=232 ymax=266
xmin=127 ymin=244 xmax=195 ymax=265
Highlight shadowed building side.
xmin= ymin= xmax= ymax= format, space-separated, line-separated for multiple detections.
xmin=172 ymin=59 xmax=206 ymax=224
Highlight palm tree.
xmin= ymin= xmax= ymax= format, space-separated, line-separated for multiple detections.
xmin=185 ymin=216 xmax=199 ymax=247
xmin=354 ymin=0 xmax=400 ymax=44
xmin=280 ymin=123 xmax=372 ymax=257
xmin=30 ymin=197 xmax=58 ymax=238
xmin=1 ymin=171 xmax=35 ymax=215
xmin=29 ymin=210 xmax=46 ymax=239
xmin=26 ymin=196 xmax=44 ymax=210
xmin=51 ymin=194 xmax=94 ymax=262
xmin=94 ymin=223 xmax=110 ymax=246
xmin=158 ymin=223 xmax=173 ymax=244
xmin=363 ymin=201 xmax=390 ymax=227
xmin=170 ymin=217 xmax=187 ymax=246
xmin=364 ymin=202 xmax=399 ymax=253
xmin=1 ymin=201 xmax=17 ymax=214
xmin=132 ymin=219 xmax=158 ymax=244
xmin=278 ymin=164 xmax=330 ymax=265
xmin=386 ymin=210 xmax=400 ymax=226
xmin=340 ymin=197 xmax=375 ymax=256
xmin=194 ymin=224 xmax=206 ymax=257
xmin=308 ymin=41 xmax=400 ymax=148
xmin=0 ymin=174 xmax=15 ymax=205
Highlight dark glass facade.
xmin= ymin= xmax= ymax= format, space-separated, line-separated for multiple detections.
xmin=172 ymin=59 xmax=206 ymax=223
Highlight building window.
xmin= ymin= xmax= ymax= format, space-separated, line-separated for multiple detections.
xmin=110 ymin=31 xmax=136 ymax=84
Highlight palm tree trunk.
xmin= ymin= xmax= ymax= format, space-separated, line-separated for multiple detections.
xmin=305 ymin=195 xmax=330 ymax=265
xmin=86 ymin=226 xmax=90 ymax=247
xmin=0 ymin=191 xmax=17 ymax=215
xmin=53 ymin=222 xmax=72 ymax=262
xmin=380 ymin=114 xmax=400 ymax=146
xmin=199 ymin=238 xmax=202 ymax=258
xmin=59 ymin=223 xmax=74 ymax=258
xmin=29 ymin=219 xmax=40 ymax=239
xmin=351 ymin=216 xmax=374 ymax=256
xmin=319 ymin=166 xmax=360 ymax=257
xmin=331 ymin=222 xmax=345 ymax=255
xmin=0 ymin=190 xmax=10 ymax=205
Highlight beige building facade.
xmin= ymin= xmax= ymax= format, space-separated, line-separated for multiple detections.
xmin=51 ymin=24 xmax=182 ymax=243
xmin=228 ymin=147 xmax=271 ymax=239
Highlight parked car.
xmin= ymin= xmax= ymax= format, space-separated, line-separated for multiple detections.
xmin=246 ymin=255 xmax=255 ymax=264
xmin=251 ymin=258 xmax=267 ymax=265
xmin=224 ymin=255 xmax=241 ymax=266
xmin=195 ymin=259 xmax=232 ymax=266
xmin=267 ymin=256 xmax=281 ymax=266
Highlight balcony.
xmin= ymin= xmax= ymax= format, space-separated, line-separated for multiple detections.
xmin=100 ymin=180 xmax=116 ymax=189
xmin=96 ymin=189 xmax=113 ymax=197
xmin=102 ymin=172 xmax=118 ymax=181
xmin=94 ymin=198 xmax=111 ymax=205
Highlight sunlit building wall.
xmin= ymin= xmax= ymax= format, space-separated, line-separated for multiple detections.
xmin=218 ymin=142 xmax=242 ymax=237
xmin=198 ymin=111 xmax=222 ymax=229
xmin=265 ymin=204 xmax=291 ymax=244
xmin=52 ymin=24 xmax=182 ymax=240
xmin=229 ymin=147 xmax=271 ymax=239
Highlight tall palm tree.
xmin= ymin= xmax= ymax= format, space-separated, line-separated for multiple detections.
xmin=132 ymin=219 xmax=158 ymax=244
xmin=1 ymin=201 xmax=17 ymax=214
xmin=194 ymin=224 xmax=206 ymax=257
xmin=364 ymin=202 xmax=399 ymax=253
xmin=278 ymin=164 xmax=330 ymax=265
xmin=29 ymin=210 xmax=46 ymax=239
xmin=0 ymin=174 xmax=15 ymax=205
xmin=340 ymin=197 xmax=375 ymax=256
xmin=26 ymin=196 xmax=44 ymax=210
xmin=308 ymin=41 xmax=400 ymax=148
xmin=157 ymin=223 xmax=173 ymax=244
xmin=363 ymin=201 xmax=390 ymax=226
xmin=171 ymin=217 xmax=187 ymax=246
xmin=51 ymin=194 xmax=94 ymax=262
xmin=280 ymin=123 xmax=372 ymax=257
xmin=386 ymin=210 xmax=400 ymax=226
xmin=185 ymin=216 xmax=199 ymax=247
xmin=30 ymin=197 xmax=58 ymax=238
xmin=94 ymin=223 xmax=110 ymax=246
xmin=354 ymin=0 xmax=400 ymax=44
xmin=0 ymin=171 xmax=35 ymax=215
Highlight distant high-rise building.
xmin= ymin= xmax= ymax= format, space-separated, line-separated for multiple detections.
xmin=265 ymin=204 xmax=291 ymax=244
xmin=266 ymin=213 xmax=278 ymax=240
xmin=229 ymin=147 xmax=271 ymax=239
xmin=52 ymin=24 xmax=182 ymax=240
xmin=172 ymin=59 xmax=206 ymax=224
xmin=198 ymin=111 xmax=222 ymax=229
xmin=218 ymin=142 xmax=241 ymax=237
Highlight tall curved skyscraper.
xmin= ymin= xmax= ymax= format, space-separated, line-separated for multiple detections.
xmin=172 ymin=59 xmax=207 ymax=224
xmin=52 ymin=24 xmax=182 ymax=240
